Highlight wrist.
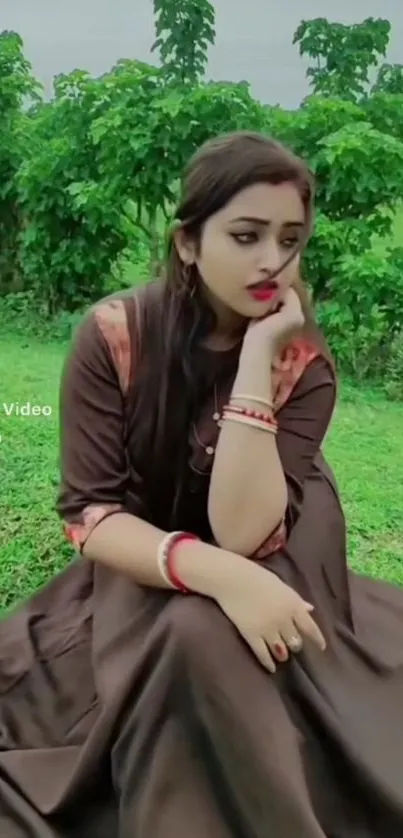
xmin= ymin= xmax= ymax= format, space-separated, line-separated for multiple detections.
xmin=238 ymin=340 xmax=276 ymax=381
xmin=241 ymin=328 xmax=277 ymax=360
xmin=173 ymin=540 xmax=248 ymax=600
xmin=234 ymin=346 xmax=275 ymax=401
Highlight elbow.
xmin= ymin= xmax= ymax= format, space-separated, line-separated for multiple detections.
xmin=208 ymin=493 xmax=288 ymax=557
xmin=210 ymin=529 xmax=255 ymax=556
xmin=207 ymin=499 xmax=241 ymax=553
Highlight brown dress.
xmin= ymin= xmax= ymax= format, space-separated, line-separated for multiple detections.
xmin=1 ymin=283 xmax=403 ymax=837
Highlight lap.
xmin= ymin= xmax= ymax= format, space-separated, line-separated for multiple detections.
xmin=0 ymin=561 xmax=97 ymax=750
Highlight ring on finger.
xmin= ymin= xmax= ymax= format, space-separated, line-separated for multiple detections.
xmin=286 ymin=634 xmax=302 ymax=653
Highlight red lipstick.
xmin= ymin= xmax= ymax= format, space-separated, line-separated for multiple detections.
xmin=247 ymin=280 xmax=278 ymax=302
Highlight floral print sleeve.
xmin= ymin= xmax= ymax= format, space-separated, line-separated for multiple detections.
xmin=56 ymin=298 xmax=134 ymax=551
xmin=63 ymin=504 xmax=124 ymax=551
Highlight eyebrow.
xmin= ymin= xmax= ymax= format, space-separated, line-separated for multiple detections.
xmin=230 ymin=216 xmax=304 ymax=228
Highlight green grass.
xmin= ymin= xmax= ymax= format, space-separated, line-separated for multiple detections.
xmin=0 ymin=337 xmax=72 ymax=611
xmin=0 ymin=336 xmax=403 ymax=613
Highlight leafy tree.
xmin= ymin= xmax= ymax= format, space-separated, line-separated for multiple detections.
xmin=293 ymin=17 xmax=390 ymax=101
xmin=312 ymin=122 xmax=403 ymax=222
xmin=286 ymin=96 xmax=367 ymax=157
xmin=0 ymin=30 xmax=41 ymax=293
xmin=152 ymin=0 xmax=215 ymax=84
xmin=17 ymin=58 xmax=266 ymax=311
xmin=372 ymin=63 xmax=403 ymax=94
xmin=303 ymin=120 xmax=403 ymax=303
xmin=363 ymin=92 xmax=403 ymax=142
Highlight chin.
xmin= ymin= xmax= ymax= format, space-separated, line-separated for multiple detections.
xmin=241 ymin=299 xmax=274 ymax=318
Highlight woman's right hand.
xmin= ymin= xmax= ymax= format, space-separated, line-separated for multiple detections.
xmin=211 ymin=558 xmax=326 ymax=672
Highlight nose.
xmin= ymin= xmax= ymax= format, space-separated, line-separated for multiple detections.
xmin=257 ymin=239 xmax=283 ymax=276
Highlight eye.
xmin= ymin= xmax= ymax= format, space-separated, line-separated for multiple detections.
xmin=281 ymin=237 xmax=299 ymax=250
xmin=231 ymin=232 xmax=258 ymax=245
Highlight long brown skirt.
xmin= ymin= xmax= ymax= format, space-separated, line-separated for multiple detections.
xmin=1 ymin=459 xmax=403 ymax=837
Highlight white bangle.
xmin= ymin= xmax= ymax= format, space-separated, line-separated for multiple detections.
xmin=230 ymin=394 xmax=274 ymax=410
xmin=157 ymin=531 xmax=184 ymax=588
xmin=222 ymin=413 xmax=277 ymax=434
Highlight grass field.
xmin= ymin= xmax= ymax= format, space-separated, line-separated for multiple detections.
xmin=1 ymin=334 xmax=402 ymax=613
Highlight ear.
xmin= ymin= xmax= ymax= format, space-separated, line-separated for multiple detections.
xmin=172 ymin=225 xmax=197 ymax=266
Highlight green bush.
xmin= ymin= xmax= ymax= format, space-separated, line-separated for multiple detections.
xmin=384 ymin=330 xmax=403 ymax=400
xmin=0 ymin=292 xmax=83 ymax=342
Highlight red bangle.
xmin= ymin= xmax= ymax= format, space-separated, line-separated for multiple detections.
xmin=166 ymin=533 xmax=199 ymax=593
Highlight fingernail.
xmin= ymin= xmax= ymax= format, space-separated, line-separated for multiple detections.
xmin=274 ymin=642 xmax=287 ymax=660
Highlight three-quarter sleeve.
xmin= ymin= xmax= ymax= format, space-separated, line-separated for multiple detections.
xmin=253 ymin=355 xmax=336 ymax=560
xmin=56 ymin=311 xmax=130 ymax=551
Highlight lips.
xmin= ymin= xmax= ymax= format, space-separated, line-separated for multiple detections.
xmin=248 ymin=279 xmax=278 ymax=290
xmin=247 ymin=279 xmax=278 ymax=301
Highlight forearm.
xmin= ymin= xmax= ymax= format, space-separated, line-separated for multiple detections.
xmin=82 ymin=511 xmax=247 ymax=597
xmin=208 ymin=343 xmax=287 ymax=555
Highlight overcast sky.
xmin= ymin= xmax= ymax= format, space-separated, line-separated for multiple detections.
xmin=2 ymin=0 xmax=403 ymax=107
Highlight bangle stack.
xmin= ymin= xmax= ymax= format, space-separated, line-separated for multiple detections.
xmin=222 ymin=394 xmax=278 ymax=435
xmin=157 ymin=530 xmax=199 ymax=593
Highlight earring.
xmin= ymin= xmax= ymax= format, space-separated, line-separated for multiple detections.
xmin=181 ymin=262 xmax=196 ymax=299
xmin=181 ymin=262 xmax=191 ymax=283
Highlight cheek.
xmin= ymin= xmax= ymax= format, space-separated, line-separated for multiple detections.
xmin=197 ymin=238 xmax=241 ymax=288
xmin=282 ymin=254 xmax=300 ymax=286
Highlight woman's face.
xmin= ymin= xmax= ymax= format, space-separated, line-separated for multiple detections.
xmin=176 ymin=181 xmax=306 ymax=329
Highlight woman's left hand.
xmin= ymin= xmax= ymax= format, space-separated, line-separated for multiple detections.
xmin=244 ymin=287 xmax=305 ymax=352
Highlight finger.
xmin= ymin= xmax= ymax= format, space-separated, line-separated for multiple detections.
xmin=295 ymin=611 xmax=326 ymax=651
xmin=303 ymin=601 xmax=315 ymax=612
xmin=280 ymin=624 xmax=303 ymax=654
xmin=269 ymin=635 xmax=289 ymax=663
xmin=244 ymin=636 xmax=276 ymax=673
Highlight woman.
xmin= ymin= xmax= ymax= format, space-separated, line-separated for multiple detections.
xmin=0 ymin=131 xmax=403 ymax=837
